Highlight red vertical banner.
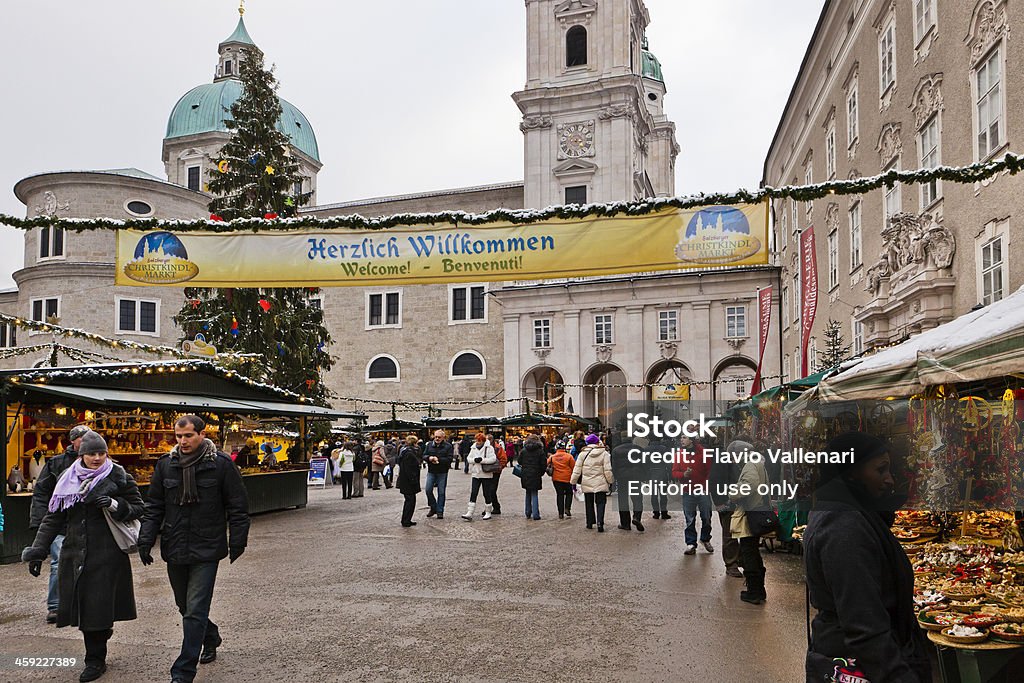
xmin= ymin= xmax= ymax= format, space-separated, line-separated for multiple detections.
xmin=751 ymin=285 xmax=773 ymax=394
xmin=800 ymin=227 xmax=819 ymax=376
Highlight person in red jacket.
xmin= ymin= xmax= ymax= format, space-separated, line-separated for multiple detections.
xmin=673 ymin=435 xmax=714 ymax=556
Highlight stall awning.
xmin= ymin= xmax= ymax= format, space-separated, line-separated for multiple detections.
xmin=20 ymin=383 xmax=354 ymax=419
xmin=499 ymin=413 xmax=564 ymax=426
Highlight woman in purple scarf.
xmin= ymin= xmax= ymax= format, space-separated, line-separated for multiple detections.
xmin=22 ymin=431 xmax=144 ymax=683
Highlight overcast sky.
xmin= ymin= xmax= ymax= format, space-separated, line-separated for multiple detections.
xmin=0 ymin=0 xmax=824 ymax=287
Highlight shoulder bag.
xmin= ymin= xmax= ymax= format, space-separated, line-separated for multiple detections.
xmin=102 ymin=507 xmax=141 ymax=554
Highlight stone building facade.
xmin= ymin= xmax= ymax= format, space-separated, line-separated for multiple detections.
xmin=764 ymin=0 xmax=1023 ymax=380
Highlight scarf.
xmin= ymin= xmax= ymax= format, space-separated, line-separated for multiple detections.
xmin=172 ymin=438 xmax=216 ymax=505
xmin=49 ymin=457 xmax=114 ymax=513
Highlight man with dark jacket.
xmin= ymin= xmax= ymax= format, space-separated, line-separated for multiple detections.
xmin=459 ymin=433 xmax=472 ymax=473
xmin=138 ymin=414 xmax=250 ymax=683
xmin=709 ymin=438 xmax=746 ymax=578
xmin=421 ymin=430 xmax=454 ymax=519
xmin=29 ymin=424 xmax=90 ymax=624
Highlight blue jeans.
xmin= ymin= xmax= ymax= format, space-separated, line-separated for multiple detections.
xmin=47 ymin=534 xmax=64 ymax=611
xmin=167 ymin=562 xmax=221 ymax=683
xmin=524 ymin=490 xmax=540 ymax=519
xmin=683 ymin=494 xmax=713 ymax=546
xmin=424 ymin=471 xmax=448 ymax=514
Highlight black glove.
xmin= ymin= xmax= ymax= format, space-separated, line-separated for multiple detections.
xmin=28 ymin=560 xmax=42 ymax=577
xmin=138 ymin=547 xmax=154 ymax=566
xmin=229 ymin=546 xmax=245 ymax=564
xmin=91 ymin=495 xmax=112 ymax=508
xmin=474 ymin=457 xmax=482 ymax=463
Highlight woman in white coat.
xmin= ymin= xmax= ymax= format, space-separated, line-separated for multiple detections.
xmin=727 ymin=440 xmax=770 ymax=605
xmin=569 ymin=434 xmax=614 ymax=531
xmin=461 ymin=433 xmax=498 ymax=521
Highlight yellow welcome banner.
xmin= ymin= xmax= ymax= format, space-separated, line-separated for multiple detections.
xmin=115 ymin=202 xmax=768 ymax=287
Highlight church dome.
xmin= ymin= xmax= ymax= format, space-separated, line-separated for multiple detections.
xmin=165 ymin=79 xmax=320 ymax=162
xmin=641 ymin=38 xmax=664 ymax=83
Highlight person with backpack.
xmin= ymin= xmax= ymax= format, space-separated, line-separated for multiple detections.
xmin=349 ymin=441 xmax=366 ymax=498
xmin=461 ymin=433 xmax=498 ymax=521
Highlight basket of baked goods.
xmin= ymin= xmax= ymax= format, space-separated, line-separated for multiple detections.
xmin=918 ymin=610 xmax=953 ymax=632
xmin=941 ymin=624 xmax=989 ymax=645
xmin=986 ymin=584 xmax=1024 ymax=607
xmin=960 ymin=611 xmax=1002 ymax=628
xmin=989 ymin=622 xmax=1024 ymax=643
xmin=942 ymin=582 xmax=987 ymax=601
xmin=913 ymin=589 xmax=947 ymax=612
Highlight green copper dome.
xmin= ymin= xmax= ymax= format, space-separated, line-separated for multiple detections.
xmin=164 ymin=79 xmax=320 ymax=162
xmin=641 ymin=37 xmax=664 ymax=82
xmin=222 ymin=16 xmax=255 ymax=46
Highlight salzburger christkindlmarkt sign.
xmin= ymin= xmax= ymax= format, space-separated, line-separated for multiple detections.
xmin=114 ymin=202 xmax=769 ymax=287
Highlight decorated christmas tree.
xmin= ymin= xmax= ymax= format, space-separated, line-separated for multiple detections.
xmin=817 ymin=318 xmax=851 ymax=372
xmin=174 ymin=45 xmax=332 ymax=404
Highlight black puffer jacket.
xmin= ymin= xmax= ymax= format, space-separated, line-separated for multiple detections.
xmin=29 ymin=449 xmax=76 ymax=531
xmin=517 ymin=441 xmax=547 ymax=491
xmin=26 ymin=463 xmax=143 ymax=630
xmin=138 ymin=446 xmax=250 ymax=564
xmin=421 ymin=440 xmax=454 ymax=474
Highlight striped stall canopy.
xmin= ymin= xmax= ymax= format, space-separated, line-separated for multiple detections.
xmin=812 ymin=285 xmax=1024 ymax=403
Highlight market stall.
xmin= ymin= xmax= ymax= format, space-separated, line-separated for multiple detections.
xmin=0 ymin=360 xmax=355 ymax=563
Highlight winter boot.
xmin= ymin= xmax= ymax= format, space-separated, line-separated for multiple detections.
xmin=482 ymin=504 xmax=493 ymax=520
xmin=617 ymin=511 xmax=632 ymax=530
xmin=461 ymin=502 xmax=476 ymax=521
xmin=632 ymin=511 xmax=645 ymax=532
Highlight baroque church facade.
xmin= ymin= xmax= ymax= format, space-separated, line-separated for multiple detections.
xmin=5 ymin=1 xmax=780 ymax=423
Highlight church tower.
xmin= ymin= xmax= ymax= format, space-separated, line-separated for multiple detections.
xmin=513 ymin=0 xmax=679 ymax=209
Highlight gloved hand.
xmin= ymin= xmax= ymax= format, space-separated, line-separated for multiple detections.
xmin=138 ymin=547 xmax=154 ymax=566
xmin=229 ymin=546 xmax=245 ymax=564
xmin=474 ymin=457 xmax=482 ymax=463
xmin=21 ymin=546 xmax=46 ymax=563
xmin=28 ymin=560 xmax=42 ymax=577
xmin=90 ymin=495 xmax=112 ymax=508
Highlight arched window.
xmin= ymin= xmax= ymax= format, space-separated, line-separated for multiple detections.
xmin=450 ymin=351 xmax=485 ymax=379
xmin=566 ymin=25 xmax=587 ymax=67
xmin=366 ymin=354 xmax=400 ymax=382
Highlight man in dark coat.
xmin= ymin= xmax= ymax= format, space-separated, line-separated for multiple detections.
xmin=138 ymin=415 xmax=250 ymax=683
xmin=610 ymin=433 xmax=647 ymax=532
xmin=397 ymin=437 xmax=422 ymax=527
xmin=421 ymin=430 xmax=454 ymax=519
xmin=459 ymin=433 xmax=473 ymax=473
xmin=517 ymin=435 xmax=547 ymax=520
xmin=29 ymin=423 xmax=90 ymax=623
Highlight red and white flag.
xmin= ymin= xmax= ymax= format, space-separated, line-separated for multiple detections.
xmin=751 ymin=285 xmax=772 ymax=394
xmin=800 ymin=227 xmax=819 ymax=376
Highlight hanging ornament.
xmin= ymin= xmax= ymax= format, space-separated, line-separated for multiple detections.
xmin=202 ymin=183 xmax=210 ymax=192
xmin=265 ymin=165 xmax=275 ymax=175
xmin=305 ymin=379 xmax=316 ymax=389
xmin=316 ymin=342 xmax=326 ymax=352
xmin=217 ymin=160 xmax=230 ymax=173
xmin=230 ymin=317 xmax=240 ymax=336
xmin=257 ymin=299 xmax=271 ymax=312
xmin=263 ymin=212 xmax=278 ymax=220
xmin=249 ymin=154 xmax=260 ymax=166
xmin=202 ymin=324 xmax=210 ymax=331
xmin=189 ymin=299 xmax=201 ymax=310
xmin=284 ymin=196 xmax=295 ymax=207
xmin=209 ymin=214 xmax=224 ymax=222
xmin=276 ymin=342 xmax=286 ymax=356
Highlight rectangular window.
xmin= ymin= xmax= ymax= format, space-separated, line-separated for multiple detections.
xmin=914 ymin=0 xmax=935 ymax=44
xmin=293 ymin=179 xmax=303 ymax=197
xmin=976 ymin=47 xmax=1003 ymax=159
xmin=847 ymin=82 xmax=859 ymax=147
xmin=0 ymin=322 xmax=16 ymax=349
xmin=919 ymin=116 xmax=941 ymax=208
xmin=533 ymin=319 xmax=551 ymax=349
xmin=825 ymin=127 xmax=837 ymax=180
xmin=981 ymin=236 xmax=1004 ymax=305
xmin=791 ymin=197 xmax=798 ymax=230
xmin=116 ymin=299 xmax=159 ymax=335
xmin=781 ymin=286 xmax=790 ymax=329
xmin=780 ymin=204 xmax=788 ymax=250
xmin=884 ymin=159 xmax=901 ymax=225
xmin=792 ymin=272 xmax=801 ymax=330
xmin=594 ymin=314 xmax=613 ymax=345
xmin=367 ymin=291 xmax=402 ymax=328
xmin=30 ymin=297 xmax=59 ymax=323
xmin=187 ymin=165 xmax=201 ymax=192
xmin=39 ymin=226 xmax=65 ymax=260
xmin=879 ymin=21 xmax=895 ymax=94
xmin=828 ymin=230 xmax=839 ymax=290
xmin=658 ymin=310 xmax=678 ymax=342
xmin=725 ymin=305 xmax=746 ymax=338
xmin=565 ymin=185 xmax=587 ymax=205
xmin=849 ymin=201 xmax=862 ymax=270
xmin=783 ymin=354 xmax=791 ymax=383
xmin=809 ymin=338 xmax=819 ymax=373
xmin=853 ymin=318 xmax=864 ymax=356
xmin=450 ymin=285 xmax=487 ymax=323
xmin=804 ymin=163 xmax=814 ymax=216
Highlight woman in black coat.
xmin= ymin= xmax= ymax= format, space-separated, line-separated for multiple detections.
xmin=22 ymin=432 xmax=144 ymax=683
xmin=518 ymin=434 xmax=547 ymax=521
xmin=397 ymin=435 xmax=422 ymax=527
xmin=803 ymin=432 xmax=930 ymax=683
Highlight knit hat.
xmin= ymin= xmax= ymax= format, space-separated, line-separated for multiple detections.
xmin=585 ymin=433 xmax=600 ymax=445
xmin=819 ymin=431 xmax=889 ymax=484
xmin=68 ymin=425 xmax=91 ymax=441
xmin=78 ymin=431 xmax=108 ymax=456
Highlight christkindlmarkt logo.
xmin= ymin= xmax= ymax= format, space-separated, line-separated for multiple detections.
xmin=123 ymin=231 xmax=199 ymax=284
xmin=674 ymin=206 xmax=761 ymax=265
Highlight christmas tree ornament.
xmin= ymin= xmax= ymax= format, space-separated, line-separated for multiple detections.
xmin=230 ymin=317 xmax=240 ymax=336
xmin=189 ymin=299 xmax=201 ymax=309
xmin=209 ymin=213 xmax=224 ymax=222
xmin=217 ymin=160 xmax=230 ymax=173
xmin=305 ymin=379 xmax=316 ymax=389
xmin=276 ymin=342 xmax=286 ymax=356
xmin=284 ymin=196 xmax=295 ymax=207
xmin=249 ymin=154 xmax=260 ymax=166
xmin=203 ymin=183 xmax=210 ymax=192
xmin=263 ymin=212 xmax=278 ymax=220
xmin=257 ymin=299 xmax=271 ymax=312
xmin=316 ymin=342 xmax=326 ymax=352
xmin=265 ymin=165 xmax=275 ymax=175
